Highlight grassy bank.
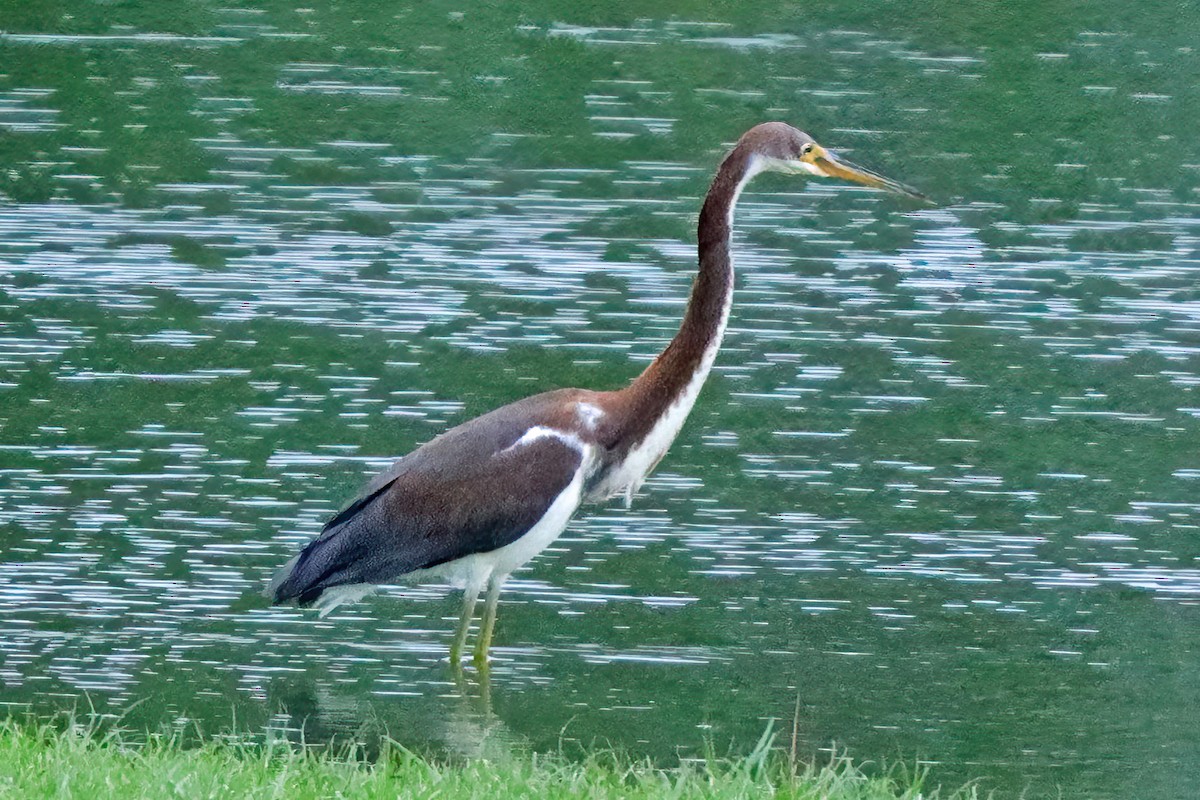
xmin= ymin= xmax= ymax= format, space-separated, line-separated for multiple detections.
xmin=0 ymin=718 xmax=978 ymax=799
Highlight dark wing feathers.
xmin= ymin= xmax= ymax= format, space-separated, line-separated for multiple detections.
xmin=268 ymin=401 xmax=584 ymax=606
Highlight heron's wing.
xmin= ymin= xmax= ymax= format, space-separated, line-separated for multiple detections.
xmin=268 ymin=429 xmax=585 ymax=606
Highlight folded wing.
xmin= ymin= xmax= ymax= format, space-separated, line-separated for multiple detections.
xmin=268 ymin=428 xmax=585 ymax=607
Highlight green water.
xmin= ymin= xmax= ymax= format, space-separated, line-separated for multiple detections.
xmin=1 ymin=1 xmax=1198 ymax=796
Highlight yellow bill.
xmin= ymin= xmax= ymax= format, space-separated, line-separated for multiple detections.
xmin=809 ymin=144 xmax=929 ymax=202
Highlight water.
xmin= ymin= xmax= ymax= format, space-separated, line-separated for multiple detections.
xmin=2 ymin=2 xmax=1199 ymax=796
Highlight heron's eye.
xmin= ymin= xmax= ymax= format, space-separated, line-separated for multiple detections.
xmin=800 ymin=143 xmax=815 ymax=157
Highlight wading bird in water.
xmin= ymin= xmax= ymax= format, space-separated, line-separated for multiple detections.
xmin=267 ymin=122 xmax=924 ymax=669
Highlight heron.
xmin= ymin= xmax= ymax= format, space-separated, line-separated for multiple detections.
xmin=266 ymin=122 xmax=923 ymax=668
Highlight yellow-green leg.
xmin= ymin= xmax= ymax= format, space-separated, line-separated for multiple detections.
xmin=472 ymin=577 xmax=503 ymax=669
xmin=449 ymin=583 xmax=481 ymax=669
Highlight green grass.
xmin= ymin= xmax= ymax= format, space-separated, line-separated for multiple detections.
xmin=0 ymin=716 xmax=981 ymax=800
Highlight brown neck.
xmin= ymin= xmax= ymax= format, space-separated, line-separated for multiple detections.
xmin=608 ymin=144 xmax=758 ymax=451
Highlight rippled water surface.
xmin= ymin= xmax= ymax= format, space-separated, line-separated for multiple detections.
xmin=2 ymin=3 xmax=1198 ymax=797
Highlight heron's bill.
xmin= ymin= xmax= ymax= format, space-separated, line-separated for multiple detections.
xmin=813 ymin=147 xmax=928 ymax=202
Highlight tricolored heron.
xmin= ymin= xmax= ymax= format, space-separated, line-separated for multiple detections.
xmin=267 ymin=122 xmax=923 ymax=668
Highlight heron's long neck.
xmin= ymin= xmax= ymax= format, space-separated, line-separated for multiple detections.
xmin=614 ymin=146 xmax=759 ymax=450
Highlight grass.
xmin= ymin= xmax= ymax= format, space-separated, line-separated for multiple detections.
xmin=0 ymin=716 xmax=981 ymax=800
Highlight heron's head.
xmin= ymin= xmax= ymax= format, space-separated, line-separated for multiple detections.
xmin=740 ymin=121 xmax=927 ymax=201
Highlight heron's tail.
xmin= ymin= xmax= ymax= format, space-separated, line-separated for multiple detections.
xmin=266 ymin=483 xmax=408 ymax=613
xmin=264 ymin=553 xmax=302 ymax=602
xmin=265 ymin=538 xmax=344 ymax=608
xmin=265 ymin=528 xmax=382 ymax=614
xmin=266 ymin=550 xmax=376 ymax=616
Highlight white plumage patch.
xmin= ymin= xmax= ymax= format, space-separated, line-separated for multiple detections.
xmin=576 ymin=402 xmax=604 ymax=431
xmin=315 ymin=583 xmax=376 ymax=617
xmin=760 ymin=155 xmax=822 ymax=177
xmin=502 ymin=425 xmax=586 ymax=455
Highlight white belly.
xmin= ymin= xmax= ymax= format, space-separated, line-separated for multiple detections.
xmin=459 ymin=464 xmax=585 ymax=580
xmin=413 ymin=444 xmax=590 ymax=590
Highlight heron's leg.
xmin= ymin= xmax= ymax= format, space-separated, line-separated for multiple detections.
xmin=472 ymin=576 xmax=504 ymax=668
xmin=449 ymin=582 xmax=481 ymax=668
